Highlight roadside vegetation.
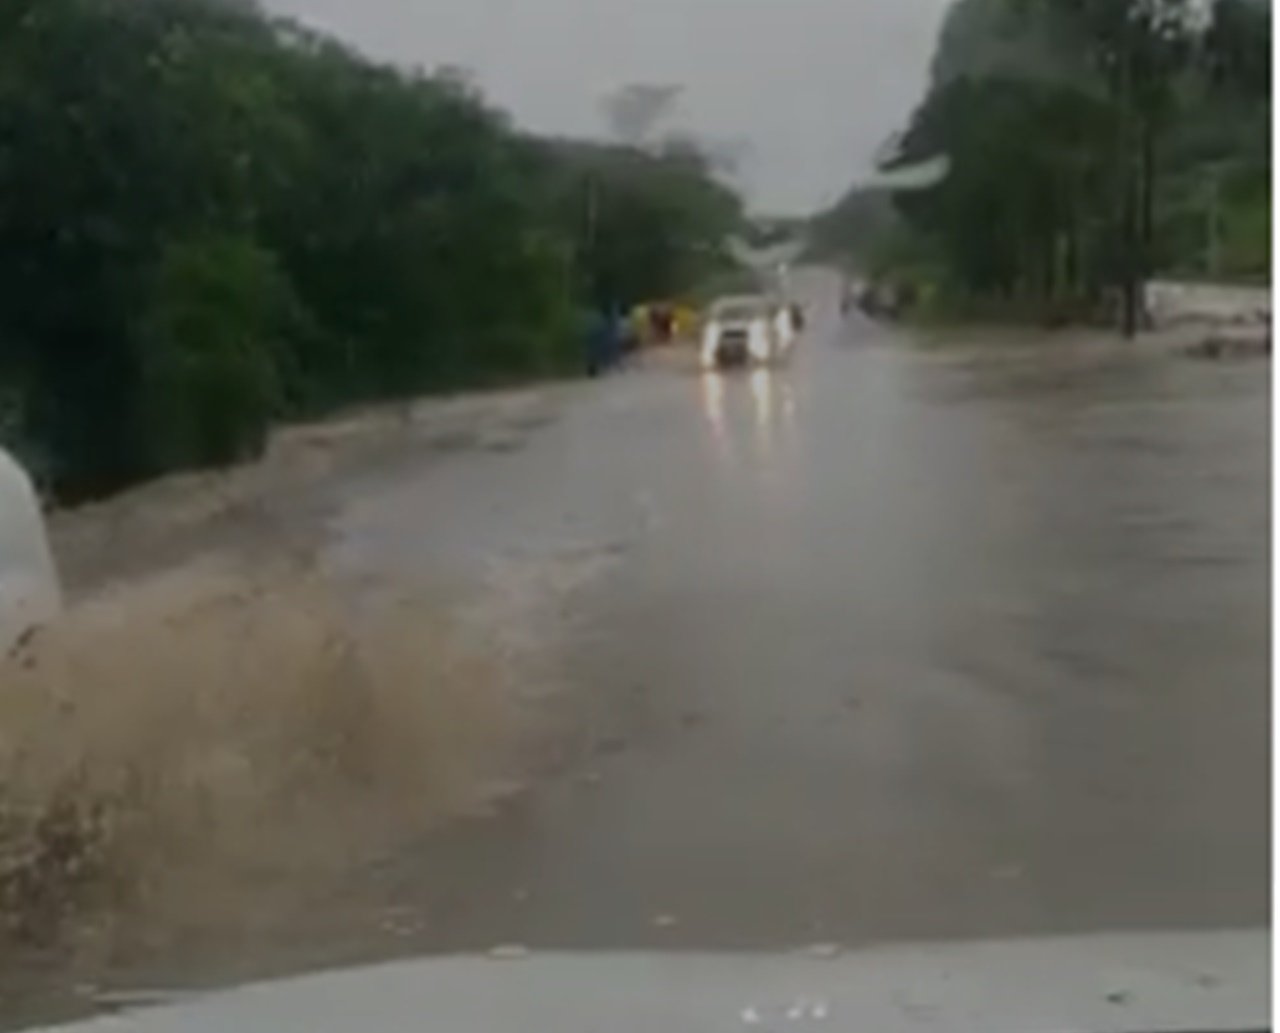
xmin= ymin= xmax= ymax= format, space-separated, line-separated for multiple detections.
xmin=809 ymin=0 xmax=1271 ymax=330
xmin=0 ymin=0 xmax=743 ymax=501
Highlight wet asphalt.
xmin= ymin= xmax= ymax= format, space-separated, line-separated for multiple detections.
xmin=326 ymin=270 xmax=1269 ymax=954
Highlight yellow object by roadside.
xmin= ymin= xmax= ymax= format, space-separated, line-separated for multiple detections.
xmin=630 ymin=307 xmax=649 ymax=345
xmin=673 ymin=305 xmax=698 ymax=340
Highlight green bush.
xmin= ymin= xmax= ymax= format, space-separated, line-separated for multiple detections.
xmin=0 ymin=0 xmax=743 ymax=498
xmin=135 ymin=234 xmax=295 ymax=472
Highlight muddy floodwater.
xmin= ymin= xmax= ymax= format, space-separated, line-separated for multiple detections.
xmin=10 ymin=272 xmax=1270 ymax=1020
xmin=324 ymin=273 xmax=1269 ymax=949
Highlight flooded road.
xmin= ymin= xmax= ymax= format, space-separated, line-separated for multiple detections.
xmin=324 ymin=276 xmax=1269 ymax=954
xmin=7 ymin=274 xmax=1268 ymax=1027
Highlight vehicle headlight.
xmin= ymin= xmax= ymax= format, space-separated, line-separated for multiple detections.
xmin=777 ymin=313 xmax=794 ymax=349
xmin=701 ymin=323 xmax=720 ymax=368
xmin=748 ymin=321 xmax=770 ymax=361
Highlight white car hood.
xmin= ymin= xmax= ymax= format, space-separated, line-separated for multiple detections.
xmin=44 ymin=930 xmax=1268 ymax=1032
xmin=0 ymin=446 xmax=61 ymax=654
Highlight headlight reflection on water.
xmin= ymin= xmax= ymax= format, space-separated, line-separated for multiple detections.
xmin=700 ymin=371 xmax=733 ymax=466
xmin=700 ymin=367 xmax=797 ymax=472
xmin=750 ymin=368 xmax=773 ymax=438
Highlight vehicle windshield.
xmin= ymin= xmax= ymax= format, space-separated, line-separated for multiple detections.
xmin=711 ymin=300 xmax=770 ymax=323
xmin=0 ymin=0 xmax=1269 ymax=1028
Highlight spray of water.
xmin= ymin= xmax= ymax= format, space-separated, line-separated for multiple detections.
xmin=0 ymin=559 xmax=516 ymax=963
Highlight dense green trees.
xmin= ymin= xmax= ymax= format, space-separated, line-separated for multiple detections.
xmin=810 ymin=0 xmax=1270 ymax=330
xmin=894 ymin=74 xmax=1116 ymax=303
xmin=0 ymin=0 xmax=741 ymax=499
xmin=533 ymin=138 xmax=743 ymax=310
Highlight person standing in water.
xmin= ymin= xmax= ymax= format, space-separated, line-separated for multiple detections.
xmin=586 ymin=303 xmax=626 ymax=376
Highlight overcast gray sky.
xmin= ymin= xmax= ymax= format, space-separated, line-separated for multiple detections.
xmin=262 ymin=0 xmax=954 ymax=214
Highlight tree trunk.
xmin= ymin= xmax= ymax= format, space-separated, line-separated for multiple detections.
xmin=1043 ymin=229 xmax=1057 ymax=302
xmin=1140 ymin=123 xmax=1156 ymax=272
xmin=1120 ymin=171 xmax=1141 ymax=338
xmin=1118 ymin=78 xmax=1141 ymax=338
xmin=1137 ymin=120 xmax=1157 ymax=330
xmin=1064 ymin=201 xmax=1079 ymax=297
xmin=1108 ymin=29 xmax=1142 ymax=340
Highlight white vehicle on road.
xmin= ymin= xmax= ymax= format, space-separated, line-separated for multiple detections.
xmin=701 ymin=295 xmax=798 ymax=371
xmin=0 ymin=445 xmax=60 ymax=656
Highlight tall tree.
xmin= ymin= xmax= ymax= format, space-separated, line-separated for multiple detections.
xmin=813 ymin=0 xmax=1267 ymax=328
xmin=1028 ymin=0 xmax=1199 ymax=333
xmin=0 ymin=0 xmax=743 ymax=498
